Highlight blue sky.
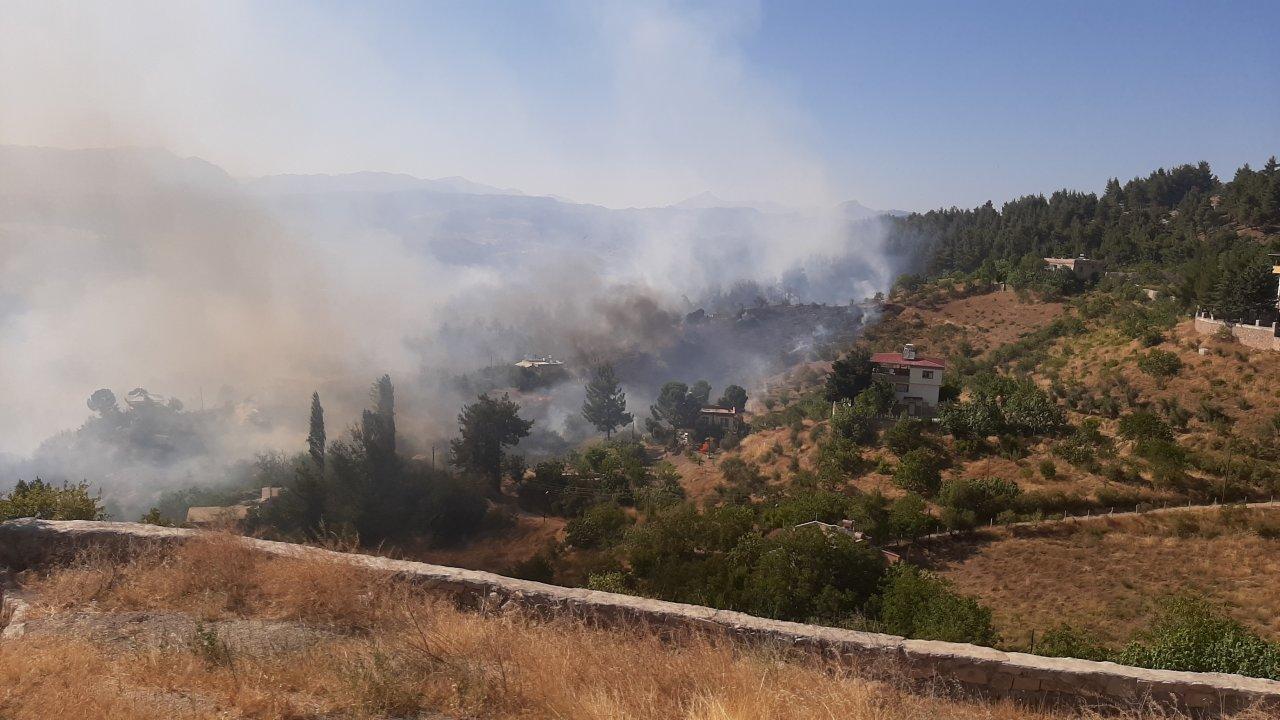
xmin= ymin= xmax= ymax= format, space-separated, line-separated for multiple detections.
xmin=747 ymin=1 xmax=1280 ymax=210
xmin=2 ymin=0 xmax=1277 ymax=210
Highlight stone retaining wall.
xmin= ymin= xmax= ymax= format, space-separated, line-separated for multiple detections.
xmin=3 ymin=518 xmax=1279 ymax=714
xmin=1194 ymin=312 xmax=1280 ymax=351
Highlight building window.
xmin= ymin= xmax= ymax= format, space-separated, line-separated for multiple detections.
xmin=922 ymin=370 xmax=934 ymax=379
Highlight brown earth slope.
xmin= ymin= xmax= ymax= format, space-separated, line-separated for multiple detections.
xmin=919 ymin=507 xmax=1280 ymax=649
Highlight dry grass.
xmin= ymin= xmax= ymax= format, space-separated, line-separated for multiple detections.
xmin=909 ymin=290 xmax=1067 ymax=353
xmin=918 ymin=508 xmax=1280 ymax=648
xmin=409 ymin=512 xmax=566 ymax=575
xmin=1052 ymin=320 xmax=1280 ymax=443
xmin=28 ymin=535 xmax=393 ymax=627
xmin=6 ymin=536 xmax=1262 ymax=720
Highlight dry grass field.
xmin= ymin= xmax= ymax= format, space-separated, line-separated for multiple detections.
xmin=918 ymin=506 xmax=1280 ymax=649
xmin=4 ymin=535 xmax=1269 ymax=720
xmin=409 ymin=512 xmax=565 ymax=573
xmin=905 ymin=289 xmax=1067 ymax=352
xmin=1048 ymin=319 xmax=1280 ymax=447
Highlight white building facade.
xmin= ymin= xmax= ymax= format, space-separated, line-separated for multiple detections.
xmin=870 ymin=344 xmax=945 ymax=415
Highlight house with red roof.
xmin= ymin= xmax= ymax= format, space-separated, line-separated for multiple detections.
xmin=870 ymin=344 xmax=945 ymax=416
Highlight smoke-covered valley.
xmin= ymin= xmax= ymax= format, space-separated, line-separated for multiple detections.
xmin=0 ymin=145 xmax=902 ymax=516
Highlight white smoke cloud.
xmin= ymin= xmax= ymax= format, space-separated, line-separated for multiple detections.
xmin=0 ymin=2 xmax=896 ymax=516
xmin=0 ymin=0 xmax=830 ymax=208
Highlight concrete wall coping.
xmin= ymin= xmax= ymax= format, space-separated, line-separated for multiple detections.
xmin=3 ymin=518 xmax=1278 ymax=711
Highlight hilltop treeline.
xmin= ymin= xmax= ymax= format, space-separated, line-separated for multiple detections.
xmin=887 ymin=158 xmax=1280 ymax=310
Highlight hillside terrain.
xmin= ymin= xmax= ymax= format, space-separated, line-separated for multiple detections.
xmin=623 ymin=278 xmax=1280 ymax=657
xmin=6 ymin=155 xmax=1280 ymax=689
xmin=4 ymin=535 xmax=1240 ymax=720
xmin=920 ymin=505 xmax=1280 ymax=649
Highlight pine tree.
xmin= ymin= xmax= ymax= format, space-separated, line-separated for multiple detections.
xmin=582 ymin=364 xmax=633 ymax=438
xmin=825 ymin=348 xmax=873 ymax=402
xmin=1210 ymin=249 xmax=1276 ymax=322
xmin=307 ymin=391 xmax=326 ymax=471
xmin=717 ymin=384 xmax=748 ymax=412
xmin=647 ymin=381 xmax=705 ymax=432
xmin=451 ymin=393 xmax=533 ymax=496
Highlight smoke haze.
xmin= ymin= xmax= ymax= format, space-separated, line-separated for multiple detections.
xmin=0 ymin=2 xmax=901 ymax=513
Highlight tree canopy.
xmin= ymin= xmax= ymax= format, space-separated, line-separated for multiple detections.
xmin=450 ymin=392 xmax=534 ymax=494
xmin=825 ymin=348 xmax=873 ymax=402
xmin=582 ymin=364 xmax=632 ymax=438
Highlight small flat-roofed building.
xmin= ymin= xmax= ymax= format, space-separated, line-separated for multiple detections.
xmin=1043 ymin=255 xmax=1105 ymax=281
xmin=514 ymin=356 xmax=564 ymax=369
xmin=696 ymin=405 xmax=742 ymax=432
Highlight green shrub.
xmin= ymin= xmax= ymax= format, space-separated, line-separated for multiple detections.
xmin=853 ymin=379 xmax=896 ymax=415
xmin=892 ymin=448 xmax=946 ymax=497
xmin=734 ymin=527 xmax=888 ymax=624
xmin=586 ymin=571 xmax=633 ymax=594
xmin=1118 ymin=411 xmax=1173 ymax=443
xmin=1138 ymin=328 xmax=1165 ymax=347
xmin=1138 ymin=349 xmax=1183 ymax=377
xmin=1002 ymin=385 xmax=1066 ymax=436
xmin=1115 ymin=597 xmax=1280 ymax=679
xmin=1052 ymin=419 xmax=1112 ymax=468
xmin=565 ymin=502 xmax=631 ymax=549
xmin=830 ymin=403 xmax=875 ymax=444
xmin=876 ymin=564 xmax=997 ymax=645
xmin=1038 ymin=459 xmax=1057 ymax=479
xmin=816 ymin=437 xmax=863 ymax=482
xmin=938 ymin=398 xmax=1003 ymax=438
xmin=938 ymin=477 xmax=1021 ymax=522
xmin=1035 ymin=624 xmax=1107 ymax=660
xmin=421 ymin=474 xmax=490 ymax=544
xmin=721 ymin=430 xmax=741 ymax=451
xmin=0 ymin=478 xmax=104 ymax=521
xmin=940 ymin=506 xmax=977 ymax=531
xmin=719 ymin=457 xmax=767 ymax=497
xmin=1134 ymin=438 xmax=1186 ymax=465
xmin=887 ymin=493 xmax=936 ymax=541
xmin=884 ymin=417 xmax=930 ymax=455
xmin=139 ymin=507 xmax=173 ymax=526
xmin=762 ymin=490 xmax=855 ymax=530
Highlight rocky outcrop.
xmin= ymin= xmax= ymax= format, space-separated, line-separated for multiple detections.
xmin=3 ymin=518 xmax=1278 ymax=714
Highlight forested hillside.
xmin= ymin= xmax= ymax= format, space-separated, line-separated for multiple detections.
xmin=886 ymin=158 xmax=1280 ymax=318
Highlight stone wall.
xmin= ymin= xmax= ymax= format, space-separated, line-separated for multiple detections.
xmin=3 ymin=518 xmax=1279 ymax=714
xmin=1194 ymin=312 xmax=1280 ymax=351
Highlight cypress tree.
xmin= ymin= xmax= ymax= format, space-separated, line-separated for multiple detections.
xmin=307 ymin=391 xmax=326 ymax=471
xmin=361 ymin=374 xmax=397 ymax=474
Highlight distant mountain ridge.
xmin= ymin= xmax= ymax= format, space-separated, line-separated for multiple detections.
xmin=0 ymin=144 xmax=897 ymax=304
xmin=0 ymin=145 xmax=912 ymax=219
xmin=0 ymin=145 xmax=237 ymax=196
xmin=245 ymin=171 xmax=526 ymax=197
xmin=673 ymin=190 xmax=910 ymax=219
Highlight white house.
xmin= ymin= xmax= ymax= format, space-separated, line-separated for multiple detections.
xmin=870 ymin=344 xmax=945 ymax=415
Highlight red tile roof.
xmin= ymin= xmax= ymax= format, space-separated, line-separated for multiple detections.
xmin=870 ymin=352 xmax=946 ymax=370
